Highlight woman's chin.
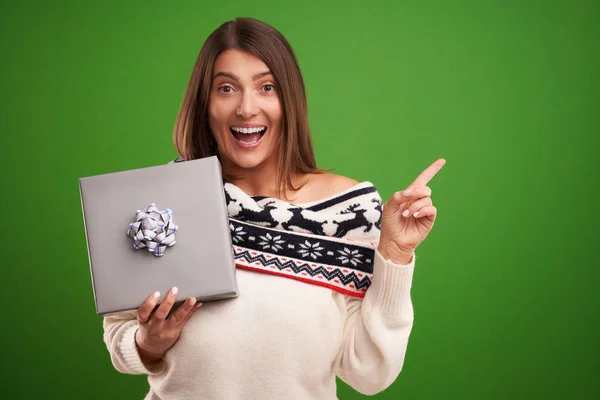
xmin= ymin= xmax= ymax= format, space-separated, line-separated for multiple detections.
xmin=228 ymin=152 xmax=273 ymax=171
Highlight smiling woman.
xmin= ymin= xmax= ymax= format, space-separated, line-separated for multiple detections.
xmin=173 ymin=18 xmax=323 ymax=199
xmin=209 ymin=50 xmax=283 ymax=171
xmin=102 ymin=17 xmax=445 ymax=400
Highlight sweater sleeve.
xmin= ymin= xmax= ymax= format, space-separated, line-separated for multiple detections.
xmin=333 ymin=249 xmax=415 ymax=395
xmin=102 ymin=310 xmax=166 ymax=375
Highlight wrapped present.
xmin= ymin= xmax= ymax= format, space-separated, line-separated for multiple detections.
xmin=79 ymin=156 xmax=238 ymax=315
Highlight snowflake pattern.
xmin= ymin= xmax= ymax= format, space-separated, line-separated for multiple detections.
xmin=297 ymin=240 xmax=325 ymax=260
xmin=230 ymin=223 xmax=247 ymax=243
xmin=337 ymin=247 xmax=363 ymax=266
xmin=258 ymin=232 xmax=285 ymax=252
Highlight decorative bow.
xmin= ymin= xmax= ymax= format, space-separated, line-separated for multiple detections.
xmin=127 ymin=203 xmax=178 ymax=257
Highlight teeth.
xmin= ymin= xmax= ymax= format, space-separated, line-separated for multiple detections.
xmin=231 ymin=126 xmax=266 ymax=134
xmin=239 ymin=137 xmax=260 ymax=144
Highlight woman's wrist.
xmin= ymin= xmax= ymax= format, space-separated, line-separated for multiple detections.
xmin=377 ymin=244 xmax=414 ymax=265
xmin=135 ymin=329 xmax=164 ymax=365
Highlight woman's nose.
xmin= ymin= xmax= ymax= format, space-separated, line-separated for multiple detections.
xmin=236 ymin=91 xmax=259 ymax=119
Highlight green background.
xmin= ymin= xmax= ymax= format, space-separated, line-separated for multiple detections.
xmin=1 ymin=0 xmax=598 ymax=398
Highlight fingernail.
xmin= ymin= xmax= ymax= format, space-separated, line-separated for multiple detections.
xmin=403 ymin=190 xmax=411 ymax=197
xmin=413 ymin=211 xmax=420 ymax=217
xmin=195 ymin=302 xmax=203 ymax=308
xmin=153 ymin=291 xmax=161 ymax=298
xmin=171 ymin=287 xmax=179 ymax=295
xmin=189 ymin=298 xmax=196 ymax=306
xmin=402 ymin=210 xmax=410 ymax=217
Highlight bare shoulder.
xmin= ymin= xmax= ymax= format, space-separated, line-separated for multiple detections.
xmin=323 ymin=173 xmax=360 ymax=191
xmin=307 ymin=173 xmax=360 ymax=199
xmin=291 ymin=173 xmax=361 ymax=204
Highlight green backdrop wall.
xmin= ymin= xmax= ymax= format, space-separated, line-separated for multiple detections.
xmin=1 ymin=0 xmax=598 ymax=399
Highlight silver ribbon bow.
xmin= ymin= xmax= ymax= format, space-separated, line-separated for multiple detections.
xmin=127 ymin=203 xmax=178 ymax=257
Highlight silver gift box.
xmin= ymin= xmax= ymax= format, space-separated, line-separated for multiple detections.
xmin=79 ymin=156 xmax=238 ymax=315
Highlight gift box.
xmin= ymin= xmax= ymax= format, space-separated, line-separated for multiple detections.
xmin=79 ymin=156 xmax=238 ymax=315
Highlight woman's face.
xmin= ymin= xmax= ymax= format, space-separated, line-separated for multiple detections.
xmin=208 ymin=49 xmax=282 ymax=173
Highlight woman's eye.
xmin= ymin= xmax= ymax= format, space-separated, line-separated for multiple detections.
xmin=262 ymin=84 xmax=275 ymax=93
xmin=219 ymin=85 xmax=234 ymax=94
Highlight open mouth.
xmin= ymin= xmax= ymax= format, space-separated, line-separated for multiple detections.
xmin=230 ymin=126 xmax=267 ymax=146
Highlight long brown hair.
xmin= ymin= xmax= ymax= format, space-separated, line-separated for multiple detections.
xmin=173 ymin=17 xmax=325 ymax=197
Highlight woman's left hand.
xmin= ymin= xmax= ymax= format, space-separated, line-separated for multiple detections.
xmin=378 ymin=158 xmax=446 ymax=264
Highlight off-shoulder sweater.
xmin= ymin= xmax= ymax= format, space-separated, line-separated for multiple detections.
xmin=103 ymin=181 xmax=416 ymax=400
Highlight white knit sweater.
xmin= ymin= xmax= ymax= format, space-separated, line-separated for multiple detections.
xmin=103 ymin=182 xmax=416 ymax=399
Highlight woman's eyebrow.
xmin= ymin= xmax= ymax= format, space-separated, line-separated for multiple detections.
xmin=213 ymin=71 xmax=272 ymax=81
xmin=252 ymin=71 xmax=272 ymax=80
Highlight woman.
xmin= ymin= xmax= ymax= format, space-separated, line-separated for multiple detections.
xmin=104 ymin=17 xmax=445 ymax=399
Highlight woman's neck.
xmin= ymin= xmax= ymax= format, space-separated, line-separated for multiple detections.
xmin=222 ymin=156 xmax=302 ymax=199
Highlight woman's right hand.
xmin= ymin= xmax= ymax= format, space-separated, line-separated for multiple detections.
xmin=134 ymin=286 xmax=202 ymax=365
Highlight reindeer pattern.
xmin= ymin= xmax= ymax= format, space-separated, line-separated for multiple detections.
xmin=224 ymin=182 xmax=383 ymax=240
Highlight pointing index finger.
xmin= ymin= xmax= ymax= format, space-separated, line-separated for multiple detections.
xmin=410 ymin=158 xmax=446 ymax=188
